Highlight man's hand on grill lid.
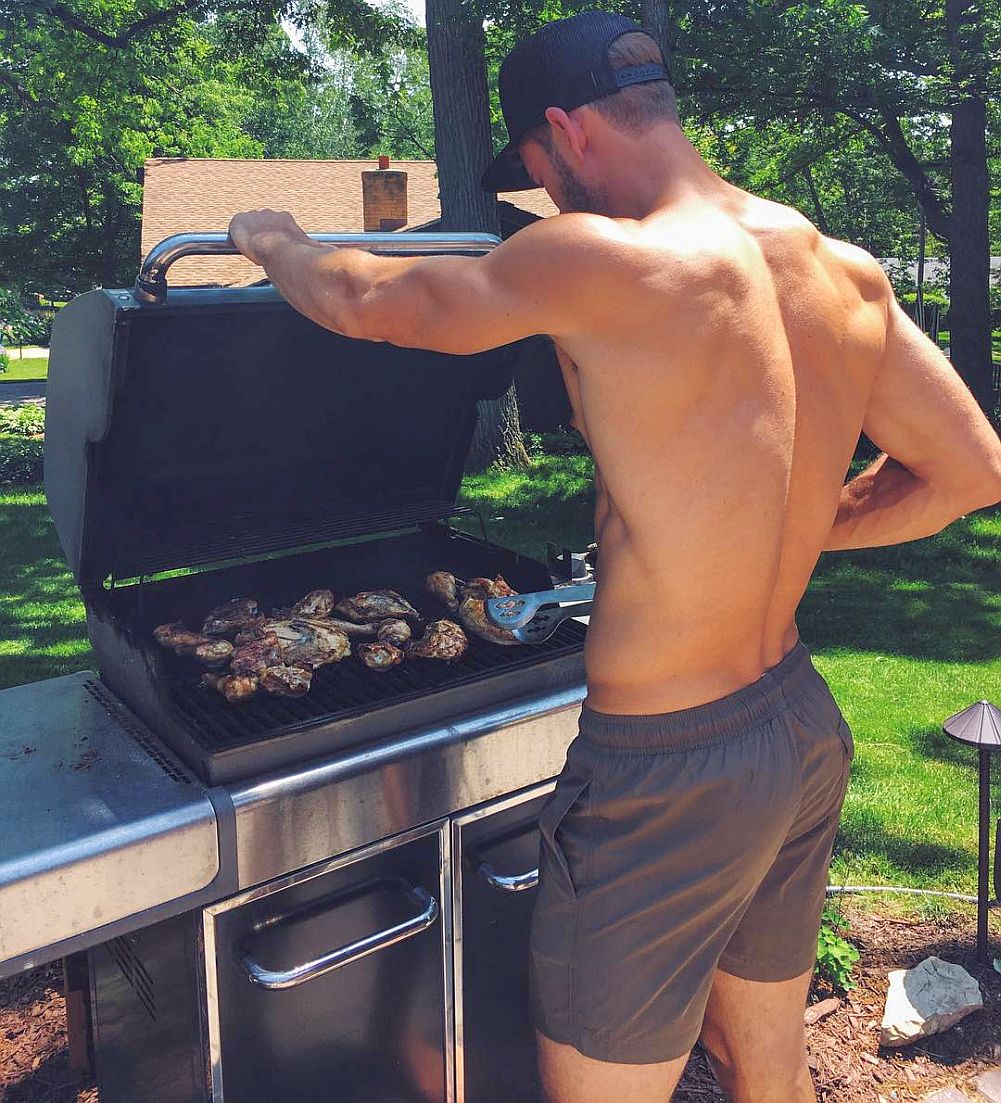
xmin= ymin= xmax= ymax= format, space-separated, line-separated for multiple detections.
xmin=228 ymin=209 xmax=318 ymax=268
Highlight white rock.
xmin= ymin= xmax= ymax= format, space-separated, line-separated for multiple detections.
xmin=880 ymin=956 xmax=984 ymax=1047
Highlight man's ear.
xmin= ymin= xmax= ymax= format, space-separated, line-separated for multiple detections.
xmin=544 ymin=106 xmax=588 ymax=163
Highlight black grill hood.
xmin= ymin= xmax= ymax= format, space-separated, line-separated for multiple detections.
xmin=45 ymin=284 xmax=521 ymax=585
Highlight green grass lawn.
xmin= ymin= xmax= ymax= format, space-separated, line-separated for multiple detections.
xmin=1 ymin=465 xmax=999 ymax=900
xmin=0 ymin=355 xmax=49 ymax=383
xmin=937 ymin=329 xmax=1001 ymax=362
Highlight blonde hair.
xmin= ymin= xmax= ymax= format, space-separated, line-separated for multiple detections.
xmin=593 ymin=31 xmax=678 ymax=129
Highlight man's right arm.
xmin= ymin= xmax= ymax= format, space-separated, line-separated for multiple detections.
xmin=826 ymin=283 xmax=1001 ymax=551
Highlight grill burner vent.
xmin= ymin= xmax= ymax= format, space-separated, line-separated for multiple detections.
xmin=109 ymin=936 xmax=156 ymax=1022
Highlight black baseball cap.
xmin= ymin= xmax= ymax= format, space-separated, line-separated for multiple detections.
xmin=481 ymin=10 xmax=668 ymax=193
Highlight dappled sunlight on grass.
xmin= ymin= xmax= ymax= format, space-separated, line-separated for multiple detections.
xmin=459 ymin=454 xmax=596 ymax=558
xmin=0 ymin=485 xmax=93 ymax=689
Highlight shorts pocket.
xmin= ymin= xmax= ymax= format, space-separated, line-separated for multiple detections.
xmin=837 ymin=717 xmax=855 ymax=761
xmin=538 ymin=775 xmax=592 ymax=898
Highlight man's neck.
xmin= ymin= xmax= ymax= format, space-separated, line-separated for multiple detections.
xmin=596 ymin=124 xmax=738 ymax=221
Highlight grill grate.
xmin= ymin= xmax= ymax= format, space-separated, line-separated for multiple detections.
xmin=170 ymin=619 xmax=587 ymax=755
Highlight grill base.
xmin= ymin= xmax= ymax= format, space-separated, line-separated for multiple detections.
xmin=90 ymin=524 xmax=585 ymax=785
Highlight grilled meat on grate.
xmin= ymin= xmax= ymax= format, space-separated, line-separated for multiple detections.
xmin=192 ymin=639 xmax=235 ymax=668
xmin=458 ymin=576 xmax=520 ymax=647
xmin=201 ymin=598 xmax=260 ymax=637
xmin=230 ymin=633 xmax=283 ymax=676
xmin=260 ymin=665 xmax=313 ymax=697
xmin=425 ymin=571 xmax=460 ymax=613
xmin=358 ymin=641 xmax=405 ymax=671
xmin=160 ymin=573 xmax=525 ymax=707
xmin=202 ymin=672 xmax=259 ymax=702
xmin=154 ymin=622 xmax=234 ymax=667
xmin=266 ymin=619 xmax=352 ymax=668
xmin=377 ymin=619 xmax=412 ymax=646
xmin=291 ymin=589 xmax=336 ymax=618
xmin=334 ymin=590 xmax=422 ymax=623
xmin=408 ymin=619 xmax=469 ymax=661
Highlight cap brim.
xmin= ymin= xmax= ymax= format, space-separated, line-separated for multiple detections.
xmin=480 ymin=141 xmax=538 ymax=193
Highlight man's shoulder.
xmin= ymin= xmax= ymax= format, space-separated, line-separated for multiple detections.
xmin=817 ymin=235 xmax=891 ymax=303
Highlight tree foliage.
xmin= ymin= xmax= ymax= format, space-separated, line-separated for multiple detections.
xmin=0 ymin=0 xmax=417 ymax=293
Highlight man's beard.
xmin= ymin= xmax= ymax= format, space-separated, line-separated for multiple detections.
xmin=550 ymin=145 xmax=609 ymax=215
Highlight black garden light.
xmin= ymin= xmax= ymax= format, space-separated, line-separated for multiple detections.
xmin=943 ymin=699 xmax=1001 ymax=963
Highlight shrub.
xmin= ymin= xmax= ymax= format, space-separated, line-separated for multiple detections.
xmin=0 ymin=435 xmax=44 ymax=484
xmin=0 ymin=404 xmax=45 ymax=436
xmin=816 ymin=903 xmax=860 ymax=993
xmin=0 ymin=348 xmax=8 ymax=375
xmin=524 ymin=428 xmax=589 ymax=457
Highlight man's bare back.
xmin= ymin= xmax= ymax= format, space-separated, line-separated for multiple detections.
xmin=554 ymin=193 xmax=888 ymax=714
xmin=232 ymin=186 xmax=998 ymax=717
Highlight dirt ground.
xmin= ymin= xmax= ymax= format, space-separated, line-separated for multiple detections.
xmin=1 ymin=906 xmax=999 ymax=1102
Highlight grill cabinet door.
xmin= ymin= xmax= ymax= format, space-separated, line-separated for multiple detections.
xmin=206 ymin=823 xmax=450 ymax=1103
xmin=453 ymin=784 xmax=553 ymax=1103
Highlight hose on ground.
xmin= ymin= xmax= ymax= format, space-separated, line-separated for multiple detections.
xmin=826 ymin=884 xmax=998 ymax=907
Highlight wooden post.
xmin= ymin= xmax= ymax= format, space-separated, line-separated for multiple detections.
xmin=63 ymin=952 xmax=94 ymax=1077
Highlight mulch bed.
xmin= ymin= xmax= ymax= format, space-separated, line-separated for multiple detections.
xmin=0 ymin=963 xmax=96 ymax=1103
xmin=2 ymin=906 xmax=999 ymax=1102
xmin=676 ymin=906 xmax=1001 ymax=1102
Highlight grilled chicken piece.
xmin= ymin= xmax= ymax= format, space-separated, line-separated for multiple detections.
xmin=265 ymin=619 xmax=351 ymax=668
xmin=377 ymin=619 xmax=412 ymax=646
xmin=358 ymin=641 xmax=405 ymax=671
xmin=154 ymin=622 xmax=210 ymax=653
xmin=192 ymin=639 xmax=234 ymax=668
xmin=233 ymin=618 xmax=270 ymax=645
xmin=260 ymin=665 xmax=313 ymax=697
xmin=334 ymin=590 xmax=422 ymax=624
xmin=230 ymin=632 xmax=282 ymax=676
xmin=425 ymin=571 xmax=460 ymax=613
xmin=458 ymin=576 xmax=520 ymax=646
xmin=460 ymin=576 xmax=517 ymax=600
xmin=201 ymin=598 xmax=260 ymax=637
xmin=408 ymin=619 xmax=469 ymax=661
xmin=154 ymin=622 xmax=234 ymax=665
xmin=202 ymin=672 xmax=259 ymax=702
xmin=291 ymin=589 xmax=335 ymax=618
xmin=324 ymin=618 xmax=380 ymax=638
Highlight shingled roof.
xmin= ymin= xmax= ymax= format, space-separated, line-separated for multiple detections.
xmin=141 ymin=157 xmax=558 ymax=286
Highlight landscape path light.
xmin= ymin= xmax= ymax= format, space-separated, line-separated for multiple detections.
xmin=942 ymin=699 xmax=1001 ymax=964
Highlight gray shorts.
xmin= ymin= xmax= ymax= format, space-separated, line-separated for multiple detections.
xmin=530 ymin=642 xmax=853 ymax=1064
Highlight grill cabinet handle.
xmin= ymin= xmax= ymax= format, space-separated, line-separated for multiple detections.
xmin=239 ymin=881 xmax=439 ymax=990
xmin=134 ymin=230 xmax=502 ymax=306
xmin=478 ymin=862 xmax=540 ymax=893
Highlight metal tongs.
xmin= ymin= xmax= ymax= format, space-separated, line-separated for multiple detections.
xmin=485 ymin=583 xmax=596 ymax=644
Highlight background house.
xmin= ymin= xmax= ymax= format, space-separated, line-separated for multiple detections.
xmin=141 ymin=157 xmax=557 ymax=286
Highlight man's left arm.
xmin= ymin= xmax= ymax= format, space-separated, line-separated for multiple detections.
xmin=228 ymin=209 xmax=610 ymax=355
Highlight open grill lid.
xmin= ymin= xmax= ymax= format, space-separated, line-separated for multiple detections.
xmin=45 ymin=233 xmax=522 ymax=586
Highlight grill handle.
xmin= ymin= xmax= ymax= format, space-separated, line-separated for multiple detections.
xmin=238 ymin=881 xmax=439 ymax=990
xmin=133 ymin=230 xmax=502 ymax=306
xmin=478 ymin=862 xmax=540 ymax=893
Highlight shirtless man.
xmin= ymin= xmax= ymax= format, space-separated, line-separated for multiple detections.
xmin=230 ymin=10 xmax=1001 ymax=1100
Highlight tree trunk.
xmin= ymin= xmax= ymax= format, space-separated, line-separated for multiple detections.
xmin=426 ymin=0 xmax=529 ymax=469
xmin=425 ymin=0 xmax=499 ymax=236
xmin=946 ymin=0 xmax=993 ymax=414
xmin=641 ymin=0 xmax=672 ymax=73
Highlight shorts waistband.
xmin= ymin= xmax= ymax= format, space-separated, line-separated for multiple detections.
xmin=579 ymin=642 xmax=819 ymax=753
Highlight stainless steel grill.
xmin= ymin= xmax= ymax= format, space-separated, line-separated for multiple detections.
xmin=24 ymin=231 xmax=588 ymax=1103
